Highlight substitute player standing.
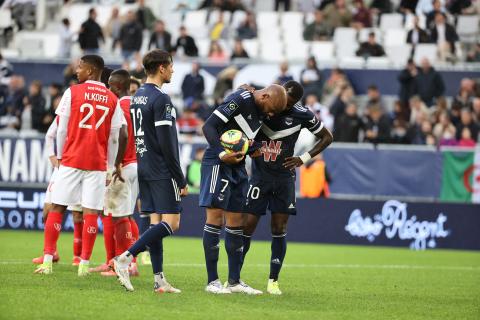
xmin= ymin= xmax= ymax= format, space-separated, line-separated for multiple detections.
xmin=200 ymin=84 xmax=287 ymax=294
xmin=114 ymin=49 xmax=187 ymax=293
xmin=34 ymin=55 xmax=126 ymax=276
xmin=242 ymin=81 xmax=333 ymax=294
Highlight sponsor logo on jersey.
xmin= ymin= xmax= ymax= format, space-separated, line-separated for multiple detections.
xmin=309 ymin=116 xmax=316 ymax=124
xmin=261 ymin=141 xmax=282 ymax=162
xmin=285 ymin=117 xmax=293 ymax=126
xmin=135 ymin=137 xmax=147 ymax=157
xmin=165 ymin=104 xmax=172 ymax=120
xmin=222 ymin=100 xmax=239 ymax=116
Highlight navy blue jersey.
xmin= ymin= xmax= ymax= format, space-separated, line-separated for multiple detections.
xmin=252 ymin=103 xmax=324 ymax=179
xmin=203 ymin=89 xmax=264 ymax=165
xmin=130 ymin=83 xmax=186 ymax=187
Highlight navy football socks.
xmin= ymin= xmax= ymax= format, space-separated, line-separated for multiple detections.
xmin=240 ymin=234 xmax=251 ymax=271
xmin=203 ymin=224 xmax=221 ymax=283
xmin=128 ymin=221 xmax=173 ymax=258
xmin=225 ymin=226 xmax=244 ymax=284
xmin=269 ymin=233 xmax=287 ymax=281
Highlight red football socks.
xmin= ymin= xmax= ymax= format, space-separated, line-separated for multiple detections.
xmin=81 ymin=214 xmax=98 ymax=261
xmin=43 ymin=212 xmax=63 ymax=255
xmin=102 ymin=214 xmax=115 ymax=262
xmin=73 ymin=221 xmax=83 ymax=257
xmin=114 ymin=217 xmax=133 ymax=256
xmin=130 ymin=218 xmax=139 ymax=242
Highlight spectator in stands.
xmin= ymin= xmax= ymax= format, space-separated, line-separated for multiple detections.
xmin=303 ymin=9 xmax=331 ymax=41
xmin=415 ymin=58 xmax=445 ymax=107
xmin=309 ymin=94 xmax=335 ymax=130
xmin=363 ymin=105 xmax=391 ymax=144
xmin=44 ymin=83 xmax=62 ymax=123
xmin=104 ymin=7 xmax=123 ymax=51
xmin=0 ymin=105 xmax=19 ymax=131
xmin=365 ymin=84 xmax=384 ymax=111
xmin=78 ymin=8 xmax=104 ymax=54
xmin=186 ymin=148 xmax=205 ymax=194
xmin=399 ymin=0 xmax=418 ymax=14
xmin=458 ymin=128 xmax=476 ymax=147
xmin=0 ymin=53 xmax=13 ymax=105
xmin=433 ymin=111 xmax=457 ymax=145
xmin=208 ymin=40 xmax=228 ymax=62
xmin=407 ymin=114 xmax=432 ymax=145
xmin=181 ymin=61 xmax=205 ymax=101
xmin=322 ymin=68 xmax=352 ymax=106
xmin=391 ymin=118 xmax=410 ymax=144
xmin=236 ymin=11 xmax=257 ymax=39
xmin=472 ymin=98 xmax=480 ymax=123
xmin=275 ymin=61 xmax=294 ymax=85
xmin=369 ymin=0 xmax=393 ymax=14
xmin=466 ymin=43 xmax=480 ymax=62
xmin=398 ymin=59 xmax=419 ymax=108
xmin=453 ymin=78 xmax=476 ymax=109
xmin=333 ymin=102 xmax=363 ymax=142
xmin=177 ymin=107 xmax=203 ymax=135
xmin=175 ymin=26 xmax=199 ymax=57
xmin=222 ymin=0 xmax=246 ymax=12
xmin=210 ymin=11 xmax=229 ymax=41
xmin=409 ymin=95 xmax=429 ymax=125
xmin=356 ymin=32 xmax=385 ymax=58
xmin=213 ymin=66 xmax=238 ymax=105
xmin=23 ymin=80 xmax=46 ymax=132
xmin=351 ymin=0 xmax=372 ymax=29
xmin=330 ymin=84 xmax=354 ymax=120
xmin=407 ymin=16 xmax=430 ymax=45
xmin=323 ymin=0 xmax=352 ymax=29
xmin=63 ymin=58 xmax=79 ymax=87
xmin=148 ymin=20 xmax=173 ymax=52
xmin=447 ymin=0 xmax=473 ymax=15
xmin=430 ymin=12 xmax=459 ymax=60
xmin=1 ymin=0 xmax=35 ymax=30
xmin=5 ymin=75 xmax=26 ymax=117
xmin=230 ymin=39 xmax=249 ymax=59
xmin=275 ymin=0 xmax=291 ymax=11
xmin=136 ymin=0 xmax=157 ymax=30
xmin=425 ymin=0 xmax=445 ymax=29
xmin=119 ymin=11 xmax=143 ymax=63
xmin=58 ymin=18 xmax=74 ymax=58
xmin=300 ymin=56 xmax=323 ymax=101
xmin=456 ymin=108 xmax=479 ymax=141
xmin=130 ymin=77 xmax=141 ymax=96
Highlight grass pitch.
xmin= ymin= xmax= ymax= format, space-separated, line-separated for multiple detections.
xmin=0 ymin=230 xmax=479 ymax=320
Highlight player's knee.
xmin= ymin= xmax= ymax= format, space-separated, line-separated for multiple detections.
xmin=72 ymin=211 xmax=83 ymax=223
xmin=271 ymin=222 xmax=287 ymax=235
xmin=169 ymin=220 xmax=180 ymax=232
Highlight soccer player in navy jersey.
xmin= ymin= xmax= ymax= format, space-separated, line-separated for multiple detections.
xmin=200 ymin=84 xmax=288 ymax=294
xmin=114 ymin=49 xmax=187 ymax=293
xmin=241 ymin=81 xmax=333 ymax=295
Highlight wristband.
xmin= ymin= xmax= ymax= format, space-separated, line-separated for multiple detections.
xmin=299 ymin=152 xmax=312 ymax=164
xmin=219 ymin=151 xmax=227 ymax=159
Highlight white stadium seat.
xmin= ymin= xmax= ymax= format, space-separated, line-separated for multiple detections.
xmin=379 ymin=13 xmax=403 ymax=31
xmin=338 ymin=56 xmax=365 ymax=68
xmin=413 ymin=43 xmax=438 ymax=64
xmin=310 ymin=41 xmax=335 ymax=62
xmin=257 ymin=11 xmax=279 ymax=31
xmin=241 ymin=39 xmax=259 ymax=58
xmin=231 ymin=10 xmax=246 ymax=28
xmin=383 ymin=28 xmax=407 ymax=46
xmin=365 ymin=57 xmax=391 ymax=68
xmin=280 ymin=12 xmax=303 ymax=32
xmin=196 ymin=38 xmax=211 ymax=57
xmin=285 ymin=40 xmax=310 ymax=62
xmin=456 ymin=15 xmax=479 ymax=43
xmin=0 ymin=9 xmax=13 ymax=29
xmin=333 ymin=27 xmax=357 ymax=46
xmin=386 ymin=44 xmax=412 ymax=67
xmin=260 ymin=40 xmax=284 ymax=62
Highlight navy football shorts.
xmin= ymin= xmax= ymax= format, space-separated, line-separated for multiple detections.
xmin=139 ymin=179 xmax=182 ymax=214
xmin=199 ymin=162 xmax=249 ymax=212
xmin=244 ymin=175 xmax=297 ymax=216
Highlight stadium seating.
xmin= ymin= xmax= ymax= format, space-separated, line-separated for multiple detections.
xmin=383 ymin=29 xmax=407 ymax=47
xmin=456 ymin=15 xmax=480 ymax=43
xmin=310 ymin=41 xmax=335 ymax=63
xmin=413 ymin=43 xmax=438 ymax=64
xmin=385 ymin=44 xmax=412 ymax=67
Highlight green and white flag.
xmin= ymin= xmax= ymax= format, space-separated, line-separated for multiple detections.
xmin=440 ymin=147 xmax=480 ymax=203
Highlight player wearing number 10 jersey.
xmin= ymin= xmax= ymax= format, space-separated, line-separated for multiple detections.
xmin=35 ymin=55 xmax=126 ymax=276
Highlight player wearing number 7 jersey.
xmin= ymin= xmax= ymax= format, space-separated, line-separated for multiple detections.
xmin=35 ymin=55 xmax=127 ymax=276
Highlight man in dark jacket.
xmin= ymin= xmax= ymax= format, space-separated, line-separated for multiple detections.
xmin=356 ymin=32 xmax=385 ymax=58
xmin=148 ymin=20 xmax=172 ymax=51
xmin=363 ymin=105 xmax=391 ymax=144
xmin=415 ymin=58 xmax=445 ymax=107
xmin=119 ymin=11 xmax=143 ymax=62
xmin=78 ymin=8 xmax=104 ymax=54
xmin=407 ymin=16 xmax=430 ymax=45
xmin=430 ymin=12 xmax=459 ymax=55
xmin=333 ymin=102 xmax=363 ymax=142
xmin=397 ymin=59 xmax=418 ymax=106
xmin=181 ymin=62 xmax=204 ymax=101
xmin=175 ymin=26 xmax=199 ymax=57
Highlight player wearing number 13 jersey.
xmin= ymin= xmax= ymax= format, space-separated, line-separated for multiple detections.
xmin=35 ymin=55 xmax=126 ymax=276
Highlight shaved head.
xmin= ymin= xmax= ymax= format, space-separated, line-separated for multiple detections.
xmin=253 ymin=84 xmax=287 ymax=116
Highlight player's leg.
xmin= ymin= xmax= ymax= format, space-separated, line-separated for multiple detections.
xmin=32 ymin=203 xmax=60 ymax=264
xmin=199 ymin=163 xmax=231 ymax=293
xmin=77 ymin=170 xmax=108 ymax=276
xmin=35 ymin=165 xmax=81 ymax=274
xmin=71 ymin=208 xmax=83 ymax=266
xmin=240 ymin=213 xmax=260 ymax=271
xmin=89 ymin=212 xmax=114 ymax=273
xmin=267 ymin=213 xmax=289 ymax=295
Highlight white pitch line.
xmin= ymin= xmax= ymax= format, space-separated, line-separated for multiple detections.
xmin=1 ymin=261 xmax=479 ymax=271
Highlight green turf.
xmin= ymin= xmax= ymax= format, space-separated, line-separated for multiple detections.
xmin=0 ymin=230 xmax=479 ymax=320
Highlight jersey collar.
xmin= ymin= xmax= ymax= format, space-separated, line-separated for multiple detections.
xmin=85 ymin=80 xmax=106 ymax=87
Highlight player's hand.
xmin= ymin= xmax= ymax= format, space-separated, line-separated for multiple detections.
xmin=238 ymin=83 xmax=255 ymax=93
xmin=283 ymin=156 xmax=304 ymax=170
xmin=49 ymin=156 xmax=58 ymax=168
xmin=220 ymin=151 xmax=245 ymax=164
xmin=249 ymin=149 xmax=263 ymax=158
xmin=56 ymin=159 xmax=62 ymax=168
xmin=113 ymin=164 xmax=124 ymax=183
xmin=180 ymin=186 xmax=188 ymax=197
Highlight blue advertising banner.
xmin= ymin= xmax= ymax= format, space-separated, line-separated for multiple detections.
xmin=2 ymin=188 xmax=479 ymax=251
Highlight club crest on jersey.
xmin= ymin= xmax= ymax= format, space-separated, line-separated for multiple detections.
xmin=261 ymin=141 xmax=282 ymax=162
xmin=222 ymin=100 xmax=239 ymax=116
xmin=285 ymin=117 xmax=293 ymax=126
xmin=309 ymin=116 xmax=316 ymax=124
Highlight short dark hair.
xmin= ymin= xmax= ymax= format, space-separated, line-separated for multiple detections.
xmin=142 ymin=49 xmax=172 ymax=76
xmin=368 ymin=84 xmax=378 ymax=91
xmin=100 ymin=66 xmax=113 ymax=87
xmin=130 ymin=76 xmax=141 ymax=87
xmin=89 ymin=8 xmax=95 ymax=16
xmin=110 ymin=69 xmax=131 ymax=88
xmin=81 ymin=55 xmax=104 ymax=72
xmin=284 ymin=80 xmax=304 ymax=102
